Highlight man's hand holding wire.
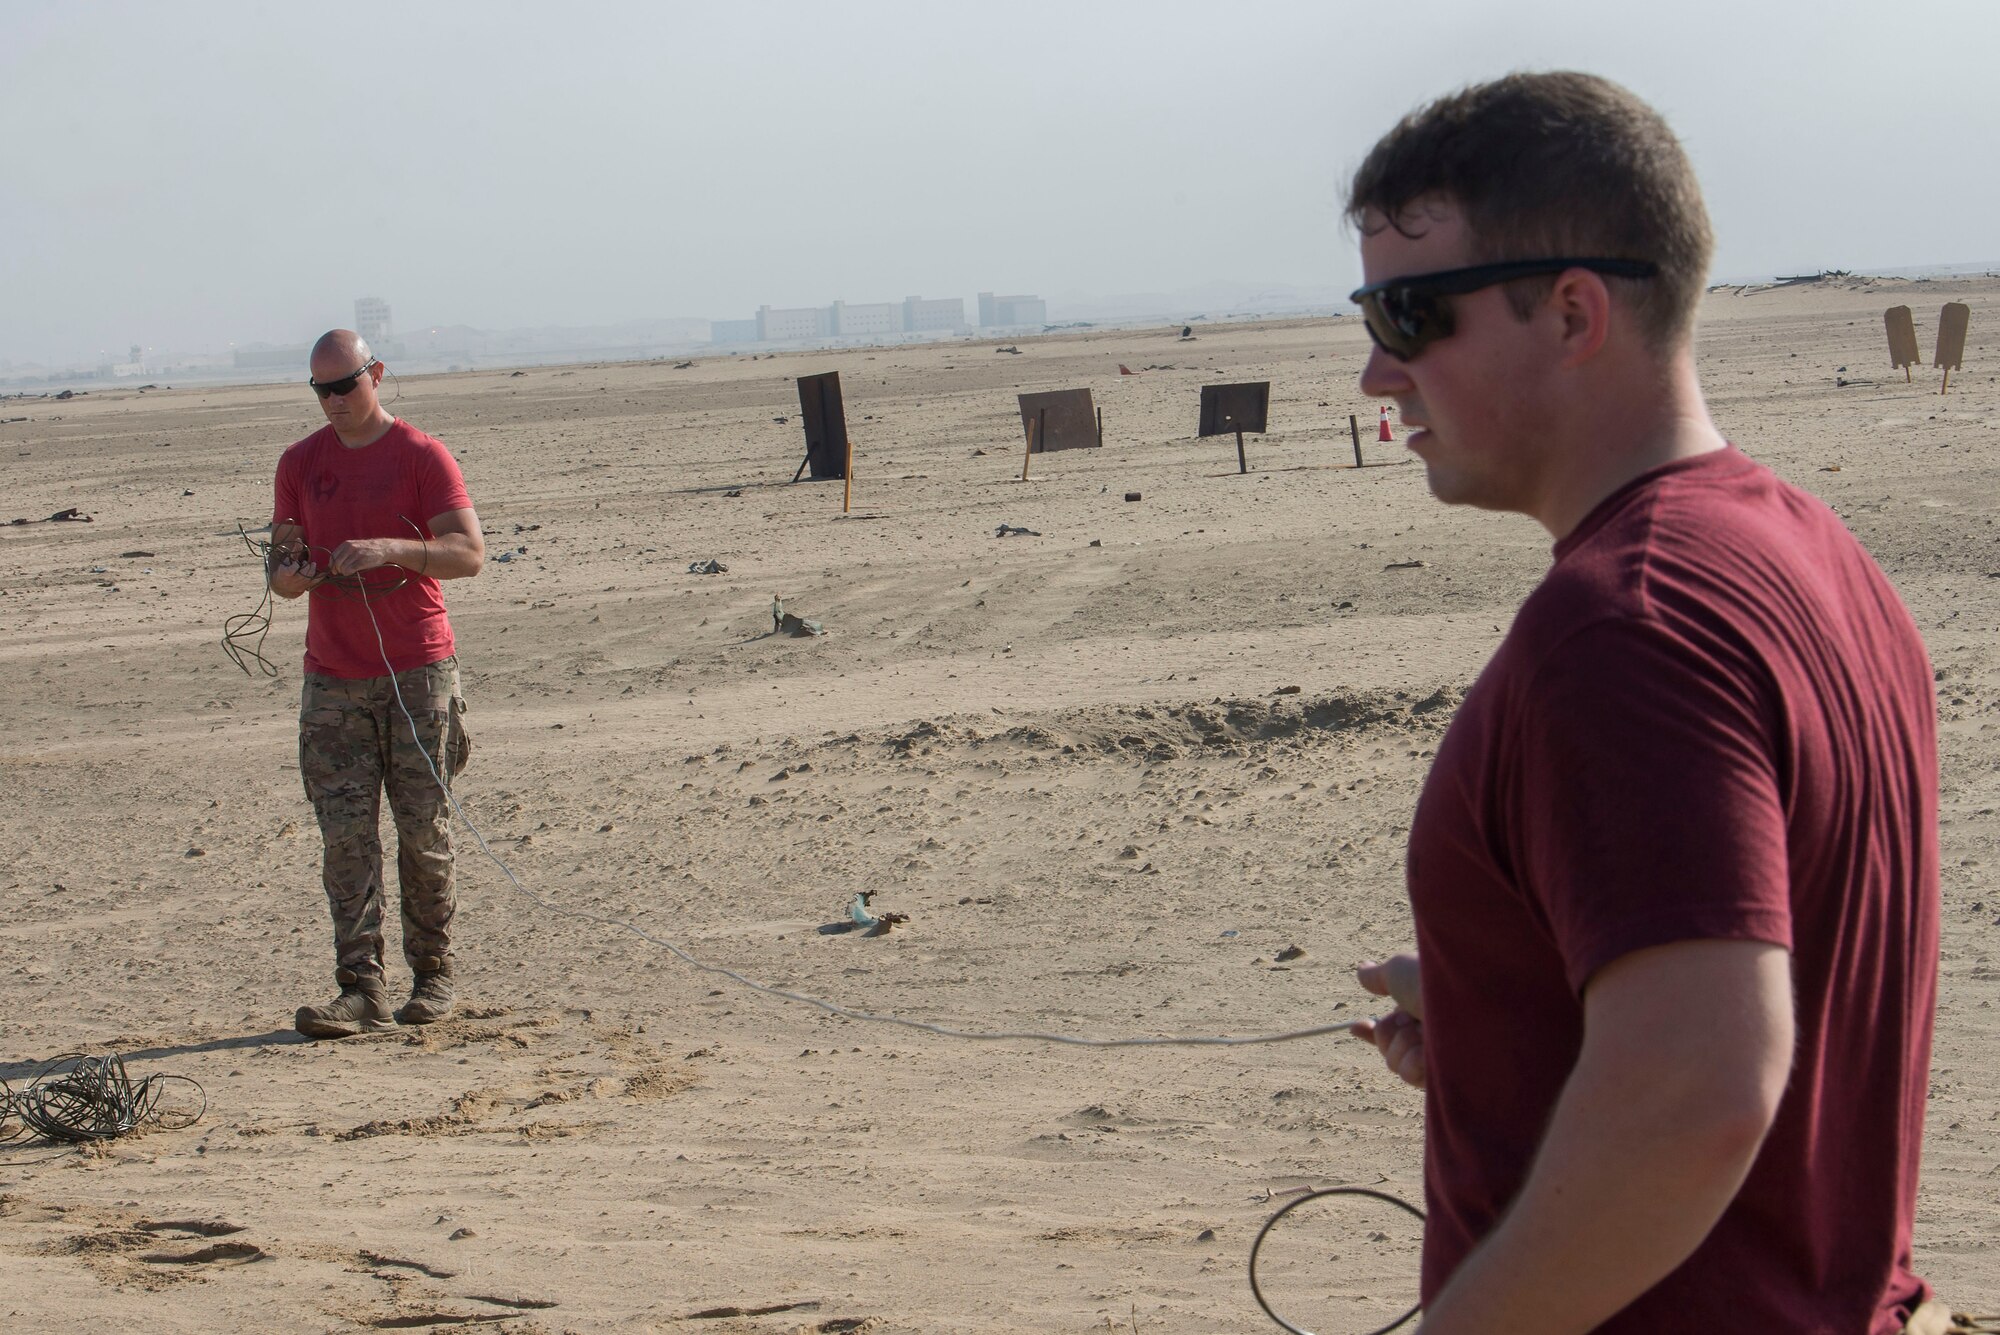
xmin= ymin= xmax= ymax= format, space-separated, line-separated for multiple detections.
xmin=1351 ymin=952 xmax=1426 ymax=1088
xmin=268 ymin=547 xmax=323 ymax=600
xmin=325 ymin=536 xmax=404 ymax=577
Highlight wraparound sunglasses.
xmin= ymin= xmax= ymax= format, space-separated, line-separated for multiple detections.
xmin=309 ymin=358 xmax=380 ymax=399
xmin=1350 ymin=258 xmax=1660 ymax=361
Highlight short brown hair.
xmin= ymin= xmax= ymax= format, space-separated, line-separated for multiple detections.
xmin=1347 ymin=71 xmax=1713 ymax=351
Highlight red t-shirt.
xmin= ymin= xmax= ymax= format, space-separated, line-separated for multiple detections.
xmin=272 ymin=420 xmax=473 ymax=679
xmin=1408 ymin=447 xmax=1937 ymax=1331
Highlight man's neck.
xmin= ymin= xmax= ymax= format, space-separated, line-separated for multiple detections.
xmin=334 ymin=412 xmax=397 ymax=449
xmin=1535 ymin=351 xmax=1726 ymax=541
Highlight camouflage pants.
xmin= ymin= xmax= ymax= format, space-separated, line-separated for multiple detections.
xmin=299 ymin=656 xmax=470 ymax=977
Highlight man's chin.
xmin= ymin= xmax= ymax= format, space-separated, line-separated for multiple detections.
xmin=1421 ymin=461 xmax=1491 ymax=510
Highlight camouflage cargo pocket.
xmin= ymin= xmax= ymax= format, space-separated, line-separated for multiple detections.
xmin=448 ymin=694 xmax=471 ymax=776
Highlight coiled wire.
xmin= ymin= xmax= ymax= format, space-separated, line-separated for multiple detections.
xmin=0 ymin=1053 xmax=205 ymax=1145
xmin=1248 ymin=1186 xmax=1425 ymax=1335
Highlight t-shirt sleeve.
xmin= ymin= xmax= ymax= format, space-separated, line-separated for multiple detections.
xmin=1512 ymin=616 xmax=1793 ymax=994
xmin=273 ymin=447 xmax=301 ymax=527
xmin=414 ymin=434 xmax=473 ymax=523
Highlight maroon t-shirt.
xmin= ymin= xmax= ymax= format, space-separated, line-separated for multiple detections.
xmin=273 ymin=420 xmax=473 ymax=679
xmin=1407 ymin=447 xmax=1937 ymax=1331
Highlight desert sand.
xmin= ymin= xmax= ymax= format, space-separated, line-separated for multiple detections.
xmin=2 ymin=278 xmax=1996 ymax=1333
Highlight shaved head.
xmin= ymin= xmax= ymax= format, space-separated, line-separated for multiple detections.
xmin=307 ymin=327 xmax=391 ymax=442
xmin=310 ymin=328 xmax=371 ymax=375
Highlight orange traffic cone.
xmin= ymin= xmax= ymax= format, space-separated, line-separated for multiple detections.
xmin=1378 ymin=405 xmax=1395 ymax=442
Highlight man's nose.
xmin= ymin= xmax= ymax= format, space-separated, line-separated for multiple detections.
xmin=1358 ymin=342 xmax=1412 ymax=401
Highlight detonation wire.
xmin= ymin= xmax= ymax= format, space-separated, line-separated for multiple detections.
xmin=0 ymin=1053 xmax=205 ymax=1146
xmin=1247 ymin=1187 xmax=1424 ymax=1335
xmin=353 ymin=567 xmax=1405 ymax=1333
xmin=359 ymin=596 xmax=1349 ymax=1050
xmin=223 ymin=517 xmax=415 ymax=677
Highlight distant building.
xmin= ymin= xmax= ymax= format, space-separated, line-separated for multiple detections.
xmin=355 ymin=296 xmax=392 ymax=344
xmin=978 ymin=292 xmax=1046 ymax=328
xmin=831 ymin=300 xmax=900 ymax=337
xmin=902 ymin=295 xmax=965 ymax=333
xmin=732 ymin=294 xmax=966 ymax=345
xmin=756 ymin=304 xmax=830 ymax=342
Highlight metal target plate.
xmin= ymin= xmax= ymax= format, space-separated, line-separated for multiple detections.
xmin=1199 ymin=381 xmax=1270 ymax=436
xmin=796 ymin=371 xmax=849 ymax=480
xmin=1017 ymin=388 xmax=1099 ymax=452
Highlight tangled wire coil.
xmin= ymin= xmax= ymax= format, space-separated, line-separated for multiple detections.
xmin=223 ymin=519 xmax=413 ymax=677
xmin=0 ymin=1053 xmax=206 ymax=1145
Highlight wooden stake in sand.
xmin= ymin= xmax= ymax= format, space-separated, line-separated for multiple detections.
xmin=1884 ymin=306 xmax=1921 ymax=383
xmin=1349 ymin=413 xmax=1363 ymax=468
xmin=843 ymin=437 xmax=854 ymax=513
xmin=1022 ymin=410 xmax=1044 ymax=481
xmin=1936 ymin=302 xmax=1971 ymax=396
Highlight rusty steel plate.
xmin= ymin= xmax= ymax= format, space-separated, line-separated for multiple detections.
xmin=1017 ymin=388 xmax=1099 ymax=452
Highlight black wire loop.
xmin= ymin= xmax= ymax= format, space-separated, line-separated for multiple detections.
xmin=1248 ymin=1186 xmax=1425 ymax=1335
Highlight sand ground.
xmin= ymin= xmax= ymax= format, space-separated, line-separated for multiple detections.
xmin=2 ymin=279 xmax=1996 ymax=1333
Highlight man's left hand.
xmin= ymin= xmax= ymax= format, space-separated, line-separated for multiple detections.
xmin=325 ymin=538 xmax=399 ymax=577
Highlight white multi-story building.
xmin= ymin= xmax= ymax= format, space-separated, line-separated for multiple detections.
xmin=756 ymin=304 xmax=829 ymax=341
xmin=730 ymin=294 xmax=970 ymax=345
xmin=902 ymin=295 xmax=965 ymax=332
xmin=355 ymin=297 xmax=392 ymax=343
xmin=978 ymin=292 xmax=1046 ymax=328
xmin=831 ymin=301 xmax=900 ymax=337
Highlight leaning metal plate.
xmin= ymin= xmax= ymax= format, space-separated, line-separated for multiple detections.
xmin=1017 ymin=388 xmax=1099 ymax=452
xmin=796 ymin=371 xmax=848 ymax=480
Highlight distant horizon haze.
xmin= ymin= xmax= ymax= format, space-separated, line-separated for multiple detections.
xmin=3 ymin=0 xmax=1995 ymax=367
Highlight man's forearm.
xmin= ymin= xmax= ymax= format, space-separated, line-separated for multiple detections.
xmin=1417 ymin=941 xmax=1790 ymax=1335
xmin=1418 ymin=1064 xmax=1772 ymax=1334
xmin=390 ymin=533 xmax=481 ymax=580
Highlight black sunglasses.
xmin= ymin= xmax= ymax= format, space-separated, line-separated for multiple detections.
xmin=309 ymin=358 xmax=379 ymax=399
xmin=1349 ymin=258 xmax=1660 ymax=361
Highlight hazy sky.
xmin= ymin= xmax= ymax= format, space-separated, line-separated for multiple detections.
xmin=4 ymin=0 xmax=1995 ymax=366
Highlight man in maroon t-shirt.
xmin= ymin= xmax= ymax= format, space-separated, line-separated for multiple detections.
xmin=271 ymin=330 xmax=485 ymax=1039
xmin=1340 ymin=75 xmax=1950 ymax=1333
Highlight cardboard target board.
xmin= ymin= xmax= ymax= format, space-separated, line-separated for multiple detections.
xmin=1884 ymin=306 xmax=1921 ymax=373
xmin=1936 ymin=302 xmax=1970 ymax=371
xmin=1017 ymin=388 xmax=1100 ymax=453
xmin=796 ymin=371 xmax=849 ymax=481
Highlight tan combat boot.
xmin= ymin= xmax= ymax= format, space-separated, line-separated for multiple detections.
xmin=295 ymin=967 xmax=397 ymax=1039
xmin=396 ymin=958 xmax=455 ymax=1026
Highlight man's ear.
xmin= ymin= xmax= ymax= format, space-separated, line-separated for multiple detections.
xmin=1549 ymin=268 xmax=1614 ymax=367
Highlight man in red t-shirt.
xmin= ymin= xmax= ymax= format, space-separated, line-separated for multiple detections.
xmin=271 ymin=329 xmax=485 ymax=1039
xmin=1340 ymin=75 xmax=1950 ymax=1333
